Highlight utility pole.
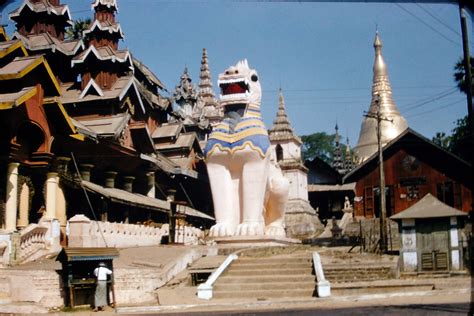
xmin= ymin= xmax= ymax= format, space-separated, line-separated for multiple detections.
xmin=365 ymin=94 xmax=392 ymax=253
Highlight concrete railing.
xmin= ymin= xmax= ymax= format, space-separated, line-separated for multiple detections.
xmin=197 ymin=253 xmax=238 ymax=300
xmin=0 ymin=219 xmax=61 ymax=266
xmin=19 ymin=224 xmax=48 ymax=262
xmin=0 ymin=238 xmax=8 ymax=265
xmin=170 ymin=224 xmax=204 ymax=245
xmin=313 ymin=252 xmax=331 ymax=297
xmin=68 ymin=215 xmax=167 ymax=248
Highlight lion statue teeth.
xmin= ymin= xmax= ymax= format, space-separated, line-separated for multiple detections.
xmin=204 ymin=59 xmax=289 ymax=238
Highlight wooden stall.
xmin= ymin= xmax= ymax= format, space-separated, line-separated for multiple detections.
xmin=57 ymin=247 xmax=119 ymax=308
xmin=391 ymin=194 xmax=467 ymax=273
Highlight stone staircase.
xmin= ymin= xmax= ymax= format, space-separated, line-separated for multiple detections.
xmin=324 ymin=263 xmax=395 ymax=283
xmin=213 ymin=253 xmax=316 ymax=299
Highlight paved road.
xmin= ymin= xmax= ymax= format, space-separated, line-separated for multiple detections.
xmin=139 ymin=303 xmax=470 ymax=316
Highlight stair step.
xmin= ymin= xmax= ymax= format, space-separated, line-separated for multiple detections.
xmin=214 ymin=281 xmax=315 ymax=292
xmin=237 ymin=257 xmax=311 ymax=264
xmin=213 ymin=288 xmax=315 ymax=299
xmin=231 ymin=262 xmax=312 ymax=270
xmin=225 ymin=268 xmax=312 ymax=276
xmin=218 ymin=274 xmax=315 ymax=284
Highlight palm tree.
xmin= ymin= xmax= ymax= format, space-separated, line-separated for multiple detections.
xmin=453 ymin=56 xmax=474 ymax=95
xmin=65 ymin=18 xmax=91 ymax=41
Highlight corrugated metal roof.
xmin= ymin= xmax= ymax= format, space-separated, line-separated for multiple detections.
xmin=151 ymin=123 xmax=182 ymax=139
xmin=390 ymin=193 xmax=468 ymax=220
xmin=82 ymin=180 xmax=170 ymax=212
xmin=75 ymin=113 xmax=130 ymax=138
xmin=61 ymin=76 xmax=133 ymax=104
xmin=13 ymin=32 xmax=83 ymax=56
xmin=177 ymin=205 xmax=214 ymax=220
xmin=0 ymin=55 xmax=37 ymax=76
xmin=133 ymin=57 xmax=166 ymax=90
xmin=60 ymin=247 xmax=119 ymax=262
xmin=0 ymin=86 xmax=36 ymax=109
xmin=308 ymin=183 xmax=355 ymax=192
xmin=155 ymin=133 xmax=196 ymax=151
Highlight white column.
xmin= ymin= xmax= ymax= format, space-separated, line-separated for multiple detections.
xmin=450 ymin=217 xmax=460 ymax=270
xmin=146 ymin=171 xmax=155 ymax=198
xmin=5 ymin=162 xmax=20 ymax=231
xmin=44 ymin=172 xmax=58 ymax=220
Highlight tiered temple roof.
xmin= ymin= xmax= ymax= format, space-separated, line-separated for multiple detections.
xmin=354 ymin=31 xmax=408 ymax=162
xmin=332 ymin=124 xmax=345 ymax=174
xmin=344 ymin=137 xmax=354 ymax=172
xmin=9 ymin=0 xmax=83 ymax=83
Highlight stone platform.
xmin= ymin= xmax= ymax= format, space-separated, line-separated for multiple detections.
xmin=210 ymin=235 xmax=301 ymax=247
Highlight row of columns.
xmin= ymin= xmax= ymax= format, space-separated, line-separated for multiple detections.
xmin=2 ymin=160 xmax=157 ymax=232
xmin=3 ymin=162 xmax=62 ymax=232
xmin=82 ymin=165 xmax=156 ymax=198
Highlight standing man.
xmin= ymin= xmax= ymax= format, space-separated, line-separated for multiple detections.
xmin=93 ymin=262 xmax=112 ymax=311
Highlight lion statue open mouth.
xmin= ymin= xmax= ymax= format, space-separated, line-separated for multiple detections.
xmin=204 ymin=60 xmax=289 ymax=237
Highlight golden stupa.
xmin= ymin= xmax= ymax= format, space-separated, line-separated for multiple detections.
xmin=354 ymin=32 xmax=408 ymax=163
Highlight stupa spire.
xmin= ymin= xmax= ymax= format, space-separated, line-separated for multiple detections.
xmin=269 ymin=89 xmax=302 ymax=144
xmin=198 ymin=48 xmax=216 ymax=102
xmin=354 ymin=31 xmax=408 ymax=162
xmin=332 ymin=123 xmax=345 ymax=174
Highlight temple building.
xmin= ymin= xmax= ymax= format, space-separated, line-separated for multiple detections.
xmin=268 ymin=89 xmax=323 ymax=238
xmin=354 ymin=32 xmax=408 ymax=163
xmin=0 ymin=0 xmax=214 ymax=258
xmin=0 ymin=25 xmax=79 ymax=236
xmin=344 ymin=128 xmax=472 ymax=218
xmin=169 ymin=48 xmax=221 ymax=147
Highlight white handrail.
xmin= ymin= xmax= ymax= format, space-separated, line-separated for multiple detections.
xmin=313 ymin=252 xmax=331 ymax=297
xmin=197 ymin=253 xmax=238 ymax=300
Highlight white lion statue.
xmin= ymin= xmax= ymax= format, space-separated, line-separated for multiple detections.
xmin=204 ymin=60 xmax=289 ymax=237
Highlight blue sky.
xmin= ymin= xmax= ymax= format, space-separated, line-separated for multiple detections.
xmin=1 ymin=1 xmax=472 ymax=146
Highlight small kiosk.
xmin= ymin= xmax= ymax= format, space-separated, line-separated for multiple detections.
xmin=391 ymin=193 xmax=467 ymax=273
xmin=57 ymin=247 xmax=119 ymax=308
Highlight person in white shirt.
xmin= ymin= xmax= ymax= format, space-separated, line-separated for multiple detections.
xmin=93 ymin=262 xmax=112 ymax=311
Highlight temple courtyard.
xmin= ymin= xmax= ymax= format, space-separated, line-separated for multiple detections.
xmin=0 ymin=244 xmax=471 ymax=314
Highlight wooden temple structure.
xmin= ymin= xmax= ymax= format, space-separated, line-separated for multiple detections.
xmin=344 ymin=128 xmax=472 ymax=218
xmin=0 ymin=0 xmax=214 ymax=250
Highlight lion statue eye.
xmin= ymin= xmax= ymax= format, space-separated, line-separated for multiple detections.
xmin=251 ymin=74 xmax=258 ymax=82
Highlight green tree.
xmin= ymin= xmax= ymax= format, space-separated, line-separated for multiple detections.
xmin=451 ymin=55 xmax=472 ymax=163
xmin=449 ymin=115 xmax=470 ymax=162
xmin=65 ymin=18 xmax=91 ymax=40
xmin=301 ymin=132 xmax=335 ymax=163
xmin=432 ymin=131 xmax=451 ymax=149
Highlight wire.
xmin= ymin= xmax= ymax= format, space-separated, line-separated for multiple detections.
xmin=415 ymin=3 xmax=461 ymax=37
xmin=406 ymin=99 xmax=465 ymax=118
xmin=70 ymin=152 xmax=108 ymax=247
xmin=395 ymin=3 xmax=461 ymax=47
xmin=400 ymin=87 xmax=459 ymax=112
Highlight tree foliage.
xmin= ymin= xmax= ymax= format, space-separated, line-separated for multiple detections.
xmin=432 ymin=116 xmax=470 ymax=162
xmin=450 ymin=115 xmax=470 ymax=162
xmin=65 ymin=18 xmax=91 ymax=40
xmin=301 ymin=132 xmax=335 ymax=163
xmin=453 ymin=56 xmax=474 ymax=95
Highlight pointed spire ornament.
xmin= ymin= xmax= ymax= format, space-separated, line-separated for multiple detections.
xmin=198 ymin=48 xmax=217 ymax=105
xmin=332 ymin=123 xmax=345 ymax=174
xmin=354 ymin=31 xmax=408 ymax=162
xmin=269 ymin=89 xmax=302 ymax=145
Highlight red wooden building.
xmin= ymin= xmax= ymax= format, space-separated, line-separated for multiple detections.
xmin=344 ymin=128 xmax=472 ymax=218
